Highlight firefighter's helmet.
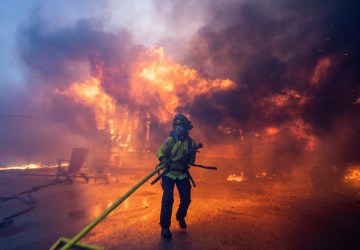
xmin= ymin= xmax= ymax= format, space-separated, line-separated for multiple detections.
xmin=172 ymin=114 xmax=193 ymax=130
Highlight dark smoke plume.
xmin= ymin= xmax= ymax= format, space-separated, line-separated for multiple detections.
xmin=0 ymin=1 xmax=359 ymax=186
xmin=181 ymin=0 xmax=360 ymax=180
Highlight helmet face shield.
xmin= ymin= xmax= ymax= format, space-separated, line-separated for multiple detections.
xmin=172 ymin=114 xmax=193 ymax=130
xmin=172 ymin=114 xmax=193 ymax=140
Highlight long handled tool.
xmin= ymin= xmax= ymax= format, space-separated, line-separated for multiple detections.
xmin=50 ymin=164 xmax=165 ymax=250
xmin=190 ymin=163 xmax=217 ymax=170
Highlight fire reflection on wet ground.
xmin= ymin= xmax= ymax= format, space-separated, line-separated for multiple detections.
xmin=0 ymin=166 xmax=359 ymax=250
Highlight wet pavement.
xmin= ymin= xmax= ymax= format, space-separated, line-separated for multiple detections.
xmin=1 ymin=166 xmax=359 ymax=250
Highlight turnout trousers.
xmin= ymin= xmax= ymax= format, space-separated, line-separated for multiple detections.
xmin=160 ymin=175 xmax=191 ymax=228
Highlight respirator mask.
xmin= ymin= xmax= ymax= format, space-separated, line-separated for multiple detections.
xmin=174 ymin=125 xmax=187 ymax=141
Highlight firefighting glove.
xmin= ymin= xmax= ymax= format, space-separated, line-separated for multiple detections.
xmin=159 ymin=157 xmax=171 ymax=169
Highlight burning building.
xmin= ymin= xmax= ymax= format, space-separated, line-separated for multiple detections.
xmin=0 ymin=1 xmax=359 ymax=192
xmin=0 ymin=0 xmax=359 ymax=186
xmin=0 ymin=1 xmax=360 ymax=248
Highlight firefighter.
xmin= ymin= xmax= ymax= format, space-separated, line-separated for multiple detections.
xmin=157 ymin=114 xmax=197 ymax=239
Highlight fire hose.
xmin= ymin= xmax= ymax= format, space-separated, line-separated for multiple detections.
xmin=51 ymin=143 xmax=218 ymax=249
xmin=50 ymin=164 xmax=166 ymax=250
xmin=51 ymin=161 xmax=218 ymax=250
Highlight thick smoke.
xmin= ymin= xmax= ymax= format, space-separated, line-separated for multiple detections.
xmin=185 ymin=0 xmax=360 ymax=128
xmin=0 ymin=15 xmax=144 ymax=164
xmin=0 ymin=0 xmax=359 ymax=186
xmin=180 ymin=0 xmax=360 ymax=182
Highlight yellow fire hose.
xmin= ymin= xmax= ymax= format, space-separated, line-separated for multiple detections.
xmin=50 ymin=164 xmax=165 ymax=250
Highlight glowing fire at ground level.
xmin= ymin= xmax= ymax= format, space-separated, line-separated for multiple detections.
xmin=0 ymin=163 xmax=58 ymax=171
xmin=2 ymin=162 xmax=360 ymax=190
xmin=0 ymin=161 xmax=359 ymax=249
xmin=1 ymin=1 xmax=359 ymax=248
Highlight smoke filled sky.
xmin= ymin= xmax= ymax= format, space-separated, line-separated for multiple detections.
xmin=0 ymin=0 xmax=360 ymax=174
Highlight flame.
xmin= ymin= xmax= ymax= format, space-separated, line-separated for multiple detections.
xmin=56 ymin=77 xmax=115 ymax=130
xmin=56 ymin=46 xmax=235 ymax=152
xmin=129 ymin=46 xmax=236 ymax=123
xmin=227 ymin=172 xmax=247 ymax=182
xmin=0 ymin=163 xmax=56 ymax=171
xmin=344 ymin=166 xmax=360 ymax=187
xmin=266 ymin=127 xmax=280 ymax=136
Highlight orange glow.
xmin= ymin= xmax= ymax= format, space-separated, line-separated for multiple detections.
xmin=142 ymin=198 xmax=149 ymax=208
xmin=271 ymin=94 xmax=289 ymax=107
xmin=344 ymin=166 xmax=360 ymax=187
xmin=56 ymin=77 xmax=115 ymax=130
xmin=91 ymin=200 xmax=115 ymax=220
xmin=259 ymin=88 xmax=315 ymax=151
xmin=0 ymin=163 xmax=57 ymax=171
xmin=56 ymin=46 xmax=235 ymax=152
xmin=227 ymin=172 xmax=247 ymax=182
xmin=129 ymin=46 xmax=236 ymax=123
xmin=92 ymin=204 xmax=102 ymax=220
xmin=266 ymin=127 xmax=280 ymax=135
xmin=255 ymin=171 xmax=267 ymax=179
xmin=265 ymin=89 xmax=308 ymax=107
xmin=286 ymin=119 xmax=316 ymax=151
xmin=310 ymin=57 xmax=332 ymax=86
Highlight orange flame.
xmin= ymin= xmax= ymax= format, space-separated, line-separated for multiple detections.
xmin=266 ymin=127 xmax=280 ymax=136
xmin=0 ymin=163 xmax=56 ymax=171
xmin=344 ymin=166 xmax=360 ymax=187
xmin=56 ymin=77 xmax=115 ymax=130
xmin=227 ymin=172 xmax=247 ymax=182
xmin=56 ymin=46 xmax=236 ymax=152
xmin=129 ymin=46 xmax=236 ymax=123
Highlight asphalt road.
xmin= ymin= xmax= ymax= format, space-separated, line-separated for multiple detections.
xmin=0 ymin=167 xmax=359 ymax=250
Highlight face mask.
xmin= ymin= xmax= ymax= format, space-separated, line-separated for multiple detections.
xmin=174 ymin=125 xmax=187 ymax=140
